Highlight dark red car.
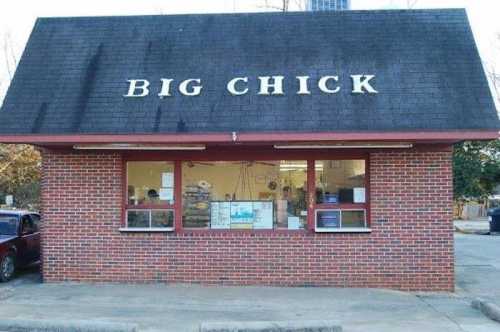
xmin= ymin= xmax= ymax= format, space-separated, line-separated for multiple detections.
xmin=0 ymin=210 xmax=41 ymax=281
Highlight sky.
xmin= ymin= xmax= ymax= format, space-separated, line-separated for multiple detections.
xmin=0 ymin=0 xmax=499 ymax=103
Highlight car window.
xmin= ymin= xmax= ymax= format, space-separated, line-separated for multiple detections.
xmin=30 ymin=214 xmax=40 ymax=232
xmin=0 ymin=214 xmax=18 ymax=235
xmin=21 ymin=215 xmax=34 ymax=235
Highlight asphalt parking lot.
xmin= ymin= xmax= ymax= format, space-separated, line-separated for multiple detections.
xmin=0 ymin=233 xmax=499 ymax=332
xmin=455 ymin=233 xmax=500 ymax=306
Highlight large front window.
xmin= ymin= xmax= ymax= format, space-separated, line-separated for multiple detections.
xmin=182 ymin=161 xmax=307 ymax=230
xmin=123 ymin=157 xmax=369 ymax=232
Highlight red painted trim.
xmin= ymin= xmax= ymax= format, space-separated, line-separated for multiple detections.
xmin=307 ymin=159 xmax=315 ymax=232
xmin=365 ymin=154 xmax=371 ymax=227
xmin=1 ymin=130 xmax=498 ymax=144
xmin=124 ymin=204 xmax=175 ymax=209
xmin=174 ymin=160 xmax=183 ymax=232
xmin=312 ymin=157 xmax=370 ymax=229
xmin=177 ymin=229 xmax=309 ymax=235
xmin=315 ymin=203 xmax=368 ymax=210
xmin=122 ymin=147 xmax=369 ymax=161
xmin=122 ymin=159 xmax=175 ymax=228
xmin=121 ymin=158 xmax=127 ymax=228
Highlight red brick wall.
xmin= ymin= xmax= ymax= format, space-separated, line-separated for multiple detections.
xmin=40 ymin=147 xmax=454 ymax=291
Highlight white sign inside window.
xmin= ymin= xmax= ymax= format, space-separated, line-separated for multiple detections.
xmin=210 ymin=202 xmax=231 ymax=229
xmin=288 ymin=216 xmax=301 ymax=230
xmin=353 ymin=187 xmax=366 ymax=203
xmin=159 ymin=188 xmax=173 ymax=201
xmin=162 ymin=172 xmax=174 ymax=188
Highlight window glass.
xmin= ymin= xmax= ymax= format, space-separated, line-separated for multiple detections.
xmin=127 ymin=210 xmax=149 ymax=228
xmin=127 ymin=210 xmax=174 ymax=229
xmin=127 ymin=162 xmax=174 ymax=206
xmin=182 ymin=161 xmax=307 ymax=229
xmin=0 ymin=214 xmax=18 ymax=235
xmin=341 ymin=210 xmax=366 ymax=228
xmin=30 ymin=214 xmax=40 ymax=232
xmin=315 ymin=209 xmax=366 ymax=230
xmin=316 ymin=210 xmax=340 ymax=228
xmin=315 ymin=160 xmax=366 ymax=204
xmin=21 ymin=216 xmax=34 ymax=234
xmin=151 ymin=210 xmax=174 ymax=228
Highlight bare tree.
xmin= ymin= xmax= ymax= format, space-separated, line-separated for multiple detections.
xmin=486 ymin=63 xmax=500 ymax=101
xmin=260 ymin=0 xmax=307 ymax=12
xmin=484 ymin=34 xmax=500 ymax=106
xmin=406 ymin=0 xmax=418 ymax=9
xmin=1 ymin=31 xmax=19 ymax=106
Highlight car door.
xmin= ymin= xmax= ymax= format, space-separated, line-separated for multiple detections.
xmin=18 ymin=215 xmax=38 ymax=265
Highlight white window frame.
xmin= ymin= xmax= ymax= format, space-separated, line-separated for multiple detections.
xmin=315 ymin=208 xmax=370 ymax=233
xmin=120 ymin=208 xmax=175 ymax=232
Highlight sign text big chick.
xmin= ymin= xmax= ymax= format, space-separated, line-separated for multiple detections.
xmin=123 ymin=75 xmax=378 ymax=97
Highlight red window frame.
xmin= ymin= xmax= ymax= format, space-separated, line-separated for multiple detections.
xmin=312 ymin=157 xmax=370 ymax=229
xmin=121 ymin=148 xmax=370 ymax=233
xmin=122 ymin=160 xmax=178 ymax=228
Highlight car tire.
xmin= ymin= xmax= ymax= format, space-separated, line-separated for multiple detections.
xmin=0 ymin=253 xmax=16 ymax=282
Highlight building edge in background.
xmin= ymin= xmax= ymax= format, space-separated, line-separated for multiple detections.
xmin=307 ymin=0 xmax=350 ymax=11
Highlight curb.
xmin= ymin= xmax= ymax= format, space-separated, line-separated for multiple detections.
xmin=0 ymin=318 xmax=138 ymax=332
xmin=454 ymin=226 xmax=489 ymax=235
xmin=471 ymin=298 xmax=500 ymax=323
xmin=200 ymin=320 xmax=342 ymax=332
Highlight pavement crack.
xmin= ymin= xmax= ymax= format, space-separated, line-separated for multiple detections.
xmin=416 ymin=295 xmax=468 ymax=332
xmin=0 ymin=287 xmax=15 ymax=301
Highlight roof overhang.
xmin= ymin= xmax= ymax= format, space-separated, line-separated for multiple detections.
xmin=0 ymin=130 xmax=498 ymax=147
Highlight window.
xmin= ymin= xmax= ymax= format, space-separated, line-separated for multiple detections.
xmin=182 ymin=161 xmax=307 ymax=230
xmin=315 ymin=209 xmax=367 ymax=231
xmin=125 ymin=161 xmax=175 ymax=230
xmin=30 ymin=214 xmax=40 ymax=232
xmin=127 ymin=162 xmax=174 ymax=206
xmin=127 ymin=209 xmax=174 ymax=229
xmin=123 ymin=157 xmax=368 ymax=232
xmin=0 ymin=214 xmax=18 ymax=236
xmin=314 ymin=160 xmax=368 ymax=231
xmin=21 ymin=215 xmax=34 ymax=235
xmin=315 ymin=160 xmax=365 ymax=204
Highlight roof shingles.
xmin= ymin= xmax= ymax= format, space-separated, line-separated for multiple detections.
xmin=0 ymin=9 xmax=498 ymax=135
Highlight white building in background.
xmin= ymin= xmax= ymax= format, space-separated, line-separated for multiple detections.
xmin=307 ymin=0 xmax=350 ymax=11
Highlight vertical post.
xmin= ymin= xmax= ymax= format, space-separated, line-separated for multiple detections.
xmin=121 ymin=157 xmax=127 ymax=228
xmin=364 ymin=154 xmax=371 ymax=227
xmin=307 ymin=159 xmax=316 ymax=232
xmin=174 ymin=160 xmax=183 ymax=232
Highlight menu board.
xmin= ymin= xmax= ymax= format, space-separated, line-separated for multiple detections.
xmin=210 ymin=201 xmax=273 ymax=229
xmin=252 ymin=201 xmax=273 ymax=229
xmin=210 ymin=202 xmax=231 ymax=229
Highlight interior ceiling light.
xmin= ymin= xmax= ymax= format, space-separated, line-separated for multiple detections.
xmin=273 ymin=143 xmax=413 ymax=149
xmin=73 ymin=144 xmax=206 ymax=150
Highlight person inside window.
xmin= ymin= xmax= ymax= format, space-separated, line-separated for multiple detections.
xmin=147 ymin=189 xmax=159 ymax=203
xmin=282 ymin=186 xmax=295 ymax=215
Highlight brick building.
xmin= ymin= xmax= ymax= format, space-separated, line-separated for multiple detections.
xmin=0 ymin=9 xmax=498 ymax=291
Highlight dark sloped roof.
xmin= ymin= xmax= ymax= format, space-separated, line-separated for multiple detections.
xmin=0 ymin=9 xmax=498 ymax=135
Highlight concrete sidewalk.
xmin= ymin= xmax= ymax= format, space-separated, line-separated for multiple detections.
xmin=0 ymin=279 xmax=499 ymax=332
xmin=1 ymin=233 xmax=500 ymax=332
xmin=455 ymin=233 xmax=500 ymax=304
